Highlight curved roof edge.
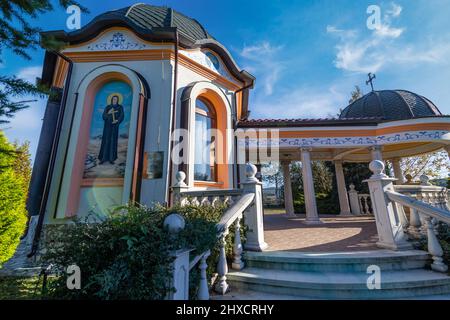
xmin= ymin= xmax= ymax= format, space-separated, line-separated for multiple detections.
xmin=40 ymin=17 xmax=255 ymax=87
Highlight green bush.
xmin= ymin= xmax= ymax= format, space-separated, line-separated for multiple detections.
xmin=0 ymin=132 xmax=28 ymax=266
xmin=293 ymin=193 xmax=340 ymax=214
xmin=41 ymin=203 xmax=233 ymax=300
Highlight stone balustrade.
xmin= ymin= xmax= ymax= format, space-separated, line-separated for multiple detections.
xmin=348 ymin=184 xmax=373 ymax=215
xmin=394 ymin=175 xmax=449 ymax=237
xmin=365 ymin=160 xmax=450 ymax=273
xmin=168 ymin=163 xmax=267 ymax=299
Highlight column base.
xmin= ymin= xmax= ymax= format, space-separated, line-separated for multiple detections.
xmin=244 ymin=241 xmax=269 ymax=252
xmin=340 ymin=211 xmax=352 ymax=216
xmin=285 ymin=212 xmax=297 ymax=218
xmin=304 ymin=218 xmax=322 ymax=225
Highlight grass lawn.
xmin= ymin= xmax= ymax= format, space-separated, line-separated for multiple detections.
xmin=0 ymin=276 xmax=44 ymax=300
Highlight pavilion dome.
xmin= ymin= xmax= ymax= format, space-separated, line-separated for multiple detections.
xmin=91 ymin=3 xmax=212 ymax=41
xmin=339 ymin=90 xmax=442 ymax=121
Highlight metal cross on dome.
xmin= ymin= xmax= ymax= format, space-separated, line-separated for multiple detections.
xmin=366 ymin=73 xmax=376 ymax=91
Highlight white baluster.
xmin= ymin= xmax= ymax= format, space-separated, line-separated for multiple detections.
xmin=408 ymin=208 xmax=422 ymax=238
xmin=223 ymin=196 xmax=232 ymax=207
xmin=215 ymin=232 xmax=229 ymax=294
xmin=197 ymin=252 xmax=210 ymax=300
xmin=363 ymin=196 xmax=369 ymax=215
xmin=200 ymin=196 xmax=211 ymax=206
xmin=232 ymin=217 xmax=244 ymax=270
xmin=191 ymin=196 xmax=200 ymax=206
xmin=358 ymin=196 xmax=364 ymax=214
xmin=424 ymin=215 xmax=448 ymax=272
xmin=211 ymin=196 xmax=220 ymax=207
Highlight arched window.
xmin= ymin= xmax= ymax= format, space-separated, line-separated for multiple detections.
xmin=194 ymin=98 xmax=217 ymax=181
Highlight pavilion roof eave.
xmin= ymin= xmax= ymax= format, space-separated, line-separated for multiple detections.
xmin=237 ymin=115 xmax=450 ymax=129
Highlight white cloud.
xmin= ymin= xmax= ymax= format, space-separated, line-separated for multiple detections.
xmin=17 ymin=66 xmax=42 ymax=84
xmin=374 ymin=24 xmax=404 ymax=39
xmin=387 ymin=3 xmax=402 ymax=18
xmin=238 ymin=41 xmax=284 ymax=95
xmin=250 ymin=84 xmax=349 ymax=119
xmin=326 ymin=25 xmax=357 ymax=39
xmin=327 ymin=3 xmax=450 ymax=74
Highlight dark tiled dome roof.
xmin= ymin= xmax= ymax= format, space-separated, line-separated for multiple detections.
xmin=95 ymin=3 xmax=212 ymax=41
xmin=339 ymin=90 xmax=442 ymax=120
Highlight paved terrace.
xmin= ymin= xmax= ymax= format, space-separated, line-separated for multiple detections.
xmin=263 ymin=209 xmax=379 ymax=252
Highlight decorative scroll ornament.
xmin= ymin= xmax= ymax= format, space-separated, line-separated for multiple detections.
xmin=240 ymin=130 xmax=449 ymax=148
xmin=87 ymin=32 xmax=147 ymax=51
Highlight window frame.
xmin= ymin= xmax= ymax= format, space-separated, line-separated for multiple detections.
xmin=194 ymin=97 xmax=218 ymax=182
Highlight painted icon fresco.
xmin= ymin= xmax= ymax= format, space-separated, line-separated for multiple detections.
xmin=83 ymin=80 xmax=132 ymax=179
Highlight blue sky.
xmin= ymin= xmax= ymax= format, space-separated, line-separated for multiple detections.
xmin=2 ymin=0 xmax=450 ymax=161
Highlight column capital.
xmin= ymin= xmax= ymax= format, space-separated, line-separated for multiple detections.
xmin=300 ymin=147 xmax=313 ymax=153
xmin=368 ymin=145 xmax=383 ymax=152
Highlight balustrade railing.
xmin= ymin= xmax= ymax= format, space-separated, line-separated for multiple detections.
xmin=365 ymin=160 xmax=449 ymax=273
xmin=167 ymin=163 xmax=267 ymax=300
xmin=348 ymin=184 xmax=373 ymax=215
xmin=394 ymin=175 xmax=449 ymax=238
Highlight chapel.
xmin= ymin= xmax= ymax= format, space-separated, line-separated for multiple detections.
xmin=25 ymin=2 xmax=450 ymax=253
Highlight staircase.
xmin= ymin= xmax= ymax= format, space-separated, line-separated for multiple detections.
xmin=224 ymin=250 xmax=450 ymax=299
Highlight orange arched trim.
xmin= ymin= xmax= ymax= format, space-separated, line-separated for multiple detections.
xmin=65 ymin=72 xmax=132 ymax=217
xmin=194 ymin=89 xmax=230 ymax=189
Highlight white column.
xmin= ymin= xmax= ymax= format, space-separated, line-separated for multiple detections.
xmin=391 ymin=157 xmax=405 ymax=185
xmin=281 ymin=160 xmax=295 ymax=217
xmin=334 ymin=160 xmax=351 ymax=215
xmin=369 ymin=145 xmax=383 ymax=161
xmin=300 ymin=148 xmax=321 ymax=224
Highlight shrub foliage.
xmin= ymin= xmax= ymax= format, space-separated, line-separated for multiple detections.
xmin=42 ymin=203 xmax=228 ymax=299
xmin=0 ymin=132 xmax=28 ymax=266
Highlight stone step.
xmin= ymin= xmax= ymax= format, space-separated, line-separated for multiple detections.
xmin=244 ymin=250 xmax=430 ymax=272
xmin=227 ymin=268 xmax=450 ymax=299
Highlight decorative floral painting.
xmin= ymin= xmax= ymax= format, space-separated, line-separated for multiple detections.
xmin=83 ymin=80 xmax=132 ymax=179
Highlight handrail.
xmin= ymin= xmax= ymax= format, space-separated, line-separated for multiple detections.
xmin=386 ymin=190 xmax=450 ymax=224
xmin=394 ymin=185 xmax=447 ymax=192
xmin=217 ymin=193 xmax=255 ymax=234
xmin=189 ymin=250 xmax=211 ymax=271
xmin=180 ymin=189 xmax=244 ymax=197
xmin=170 ymin=164 xmax=267 ymax=297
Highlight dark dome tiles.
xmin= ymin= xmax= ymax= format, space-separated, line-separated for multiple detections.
xmin=339 ymin=89 xmax=441 ymax=121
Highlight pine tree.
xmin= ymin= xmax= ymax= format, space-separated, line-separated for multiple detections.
xmin=0 ymin=0 xmax=88 ymax=124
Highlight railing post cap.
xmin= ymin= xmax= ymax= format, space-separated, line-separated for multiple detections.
xmin=245 ymin=163 xmax=259 ymax=183
xmin=368 ymin=160 xmax=391 ymax=180
xmin=164 ymin=213 xmax=186 ymax=233
xmin=349 ymin=183 xmax=355 ymax=190
xmin=175 ymin=171 xmax=187 ymax=187
xmin=420 ymin=174 xmax=431 ymax=186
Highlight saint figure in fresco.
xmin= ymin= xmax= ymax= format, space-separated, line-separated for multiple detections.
xmin=98 ymin=95 xmax=124 ymax=164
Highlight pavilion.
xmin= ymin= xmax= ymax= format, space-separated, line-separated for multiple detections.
xmin=238 ymin=89 xmax=450 ymax=223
